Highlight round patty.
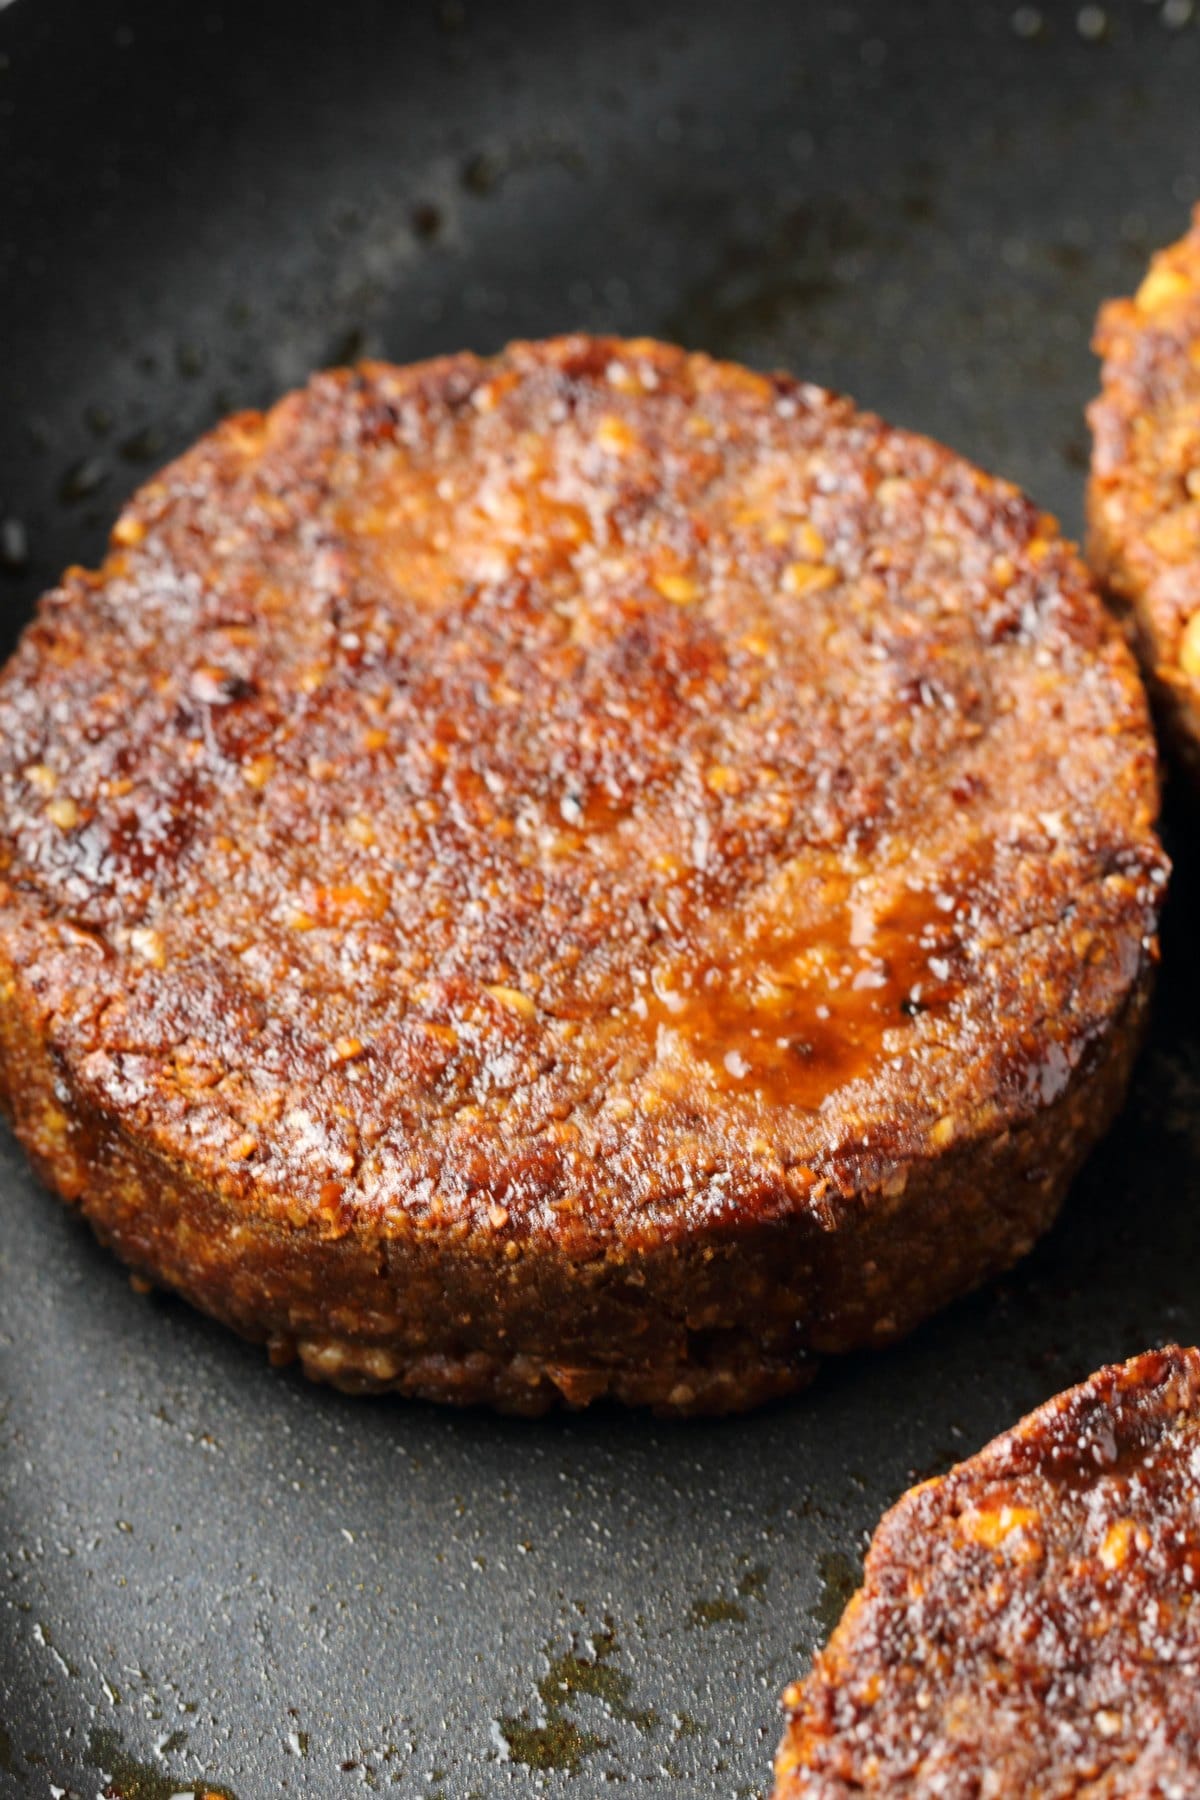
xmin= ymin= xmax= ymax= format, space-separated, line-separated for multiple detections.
xmin=1089 ymin=204 xmax=1200 ymax=777
xmin=0 ymin=336 xmax=1166 ymax=1414
xmin=774 ymin=1346 xmax=1200 ymax=1798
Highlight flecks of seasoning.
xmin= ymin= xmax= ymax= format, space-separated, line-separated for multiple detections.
xmin=0 ymin=517 xmax=28 ymax=574
xmin=1076 ymin=4 xmax=1108 ymax=39
xmin=130 ymin=928 xmax=166 ymax=969
xmin=653 ymin=572 xmax=700 ymax=604
xmin=59 ymin=458 xmax=108 ymax=504
xmin=241 ymin=754 xmax=274 ymax=789
xmin=191 ymin=666 xmax=256 ymax=706
xmin=595 ymin=415 xmax=637 ymax=455
xmin=46 ymin=796 xmax=80 ymax=831
xmin=1162 ymin=0 xmax=1195 ymax=27
xmin=85 ymin=402 xmax=114 ymax=436
xmin=1011 ymin=5 xmax=1044 ymax=37
xmin=783 ymin=560 xmax=837 ymax=595
xmin=485 ymin=983 xmax=536 ymax=1018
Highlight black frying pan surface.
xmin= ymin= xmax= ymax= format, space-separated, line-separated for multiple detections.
xmin=2 ymin=3 xmax=1200 ymax=1794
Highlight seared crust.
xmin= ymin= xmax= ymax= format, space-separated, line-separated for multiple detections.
xmin=0 ymin=336 xmax=1166 ymax=1412
xmin=1089 ymin=204 xmax=1200 ymax=777
xmin=773 ymin=1347 xmax=1200 ymax=1798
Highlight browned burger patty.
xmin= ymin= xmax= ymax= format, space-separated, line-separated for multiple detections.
xmin=773 ymin=1346 xmax=1200 ymax=1798
xmin=0 ymin=336 xmax=1166 ymax=1415
xmin=1089 ymin=204 xmax=1200 ymax=777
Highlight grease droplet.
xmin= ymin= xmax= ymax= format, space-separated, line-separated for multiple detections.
xmin=0 ymin=518 xmax=28 ymax=574
xmin=59 ymin=459 xmax=108 ymax=504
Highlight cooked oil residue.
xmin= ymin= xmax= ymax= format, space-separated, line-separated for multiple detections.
xmin=688 ymin=1597 xmax=748 ymax=1627
xmin=1144 ymin=1044 xmax=1200 ymax=1157
xmin=496 ymin=1625 xmax=656 ymax=1773
xmin=810 ymin=1549 xmax=861 ymax=1641
xmin=736 ymin=1562 xmax=770 ymax=1602
xmin=87 ymin=1727 xmax=240 ymax=1800
xmin=497 ymin=1715 xmax=606 ymax=1776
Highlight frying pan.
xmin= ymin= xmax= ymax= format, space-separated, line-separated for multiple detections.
xmin=2 ymin=3 xmax=1199 ymax=1794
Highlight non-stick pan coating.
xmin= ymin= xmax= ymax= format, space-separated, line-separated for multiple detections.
xmin=1 ymin=4 xmax=1199 ymax=1794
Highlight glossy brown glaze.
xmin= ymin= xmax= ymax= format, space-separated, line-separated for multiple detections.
xmin=774 ymin=1347 xmax=1200 ymax=1798
xmin=637 ymin=879 xmax=964 ymax=1113
xmin=0 ymin=336 xmax=1167 ymax=1411
xmin=1089 ymin=203 xmax=1200 ymax=779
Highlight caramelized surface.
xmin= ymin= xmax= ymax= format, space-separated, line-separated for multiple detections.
xmin=775 ymin=1348 xmax=1200 ymax=1798
xmin=638 ymin=877 xmax=963 ymax=1113
xmin=1090 ymin=203 xmax=1200 ymax=771
xmin=0 ymin=337 xmax=1165 ymax=1246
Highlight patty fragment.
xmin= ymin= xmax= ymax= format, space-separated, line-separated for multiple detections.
xmin=0 ymin=335 xmax=1167 ymax=1412
xmin=773 ymin=1346 xmax=1200 ymax=1799
xmin=1089 ymin=203 xmax=1200 ymax=776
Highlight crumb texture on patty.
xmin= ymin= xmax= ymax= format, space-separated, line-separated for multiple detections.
xmin=1090 ymin=203 xmax=1200 ymax=773
xmin=0 ymin=336 xmax=1166 ymax=1411
xmin=774 ymin=1346 xmax=1200 ymax=1798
